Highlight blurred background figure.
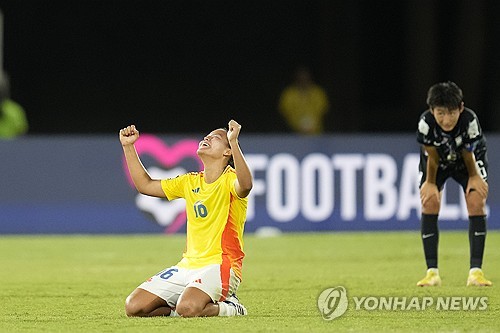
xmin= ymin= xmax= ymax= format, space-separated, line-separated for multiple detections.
xmin=278 ymin=66 xmax=330 ymax=135
xmin=0 ymin=71 xmax=28 ymax=139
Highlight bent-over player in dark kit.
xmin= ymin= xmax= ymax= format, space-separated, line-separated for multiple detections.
xmin=416 ymin=81 xmax=491 ymax=287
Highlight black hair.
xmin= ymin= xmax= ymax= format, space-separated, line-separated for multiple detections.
xmin=221 ymin=127 xmax=235 ymax=168
xmin=227 ymin=154 xmax=235 ymax=169
xmin=426 ymin=81 xmax=463 ymax=110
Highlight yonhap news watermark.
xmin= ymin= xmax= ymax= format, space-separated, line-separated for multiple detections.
xmin=317 ymin=286 xmax=489 ymax=320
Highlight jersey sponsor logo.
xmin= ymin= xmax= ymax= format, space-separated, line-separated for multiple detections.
xmin=192 ymin=187 xmax=200 ymax=193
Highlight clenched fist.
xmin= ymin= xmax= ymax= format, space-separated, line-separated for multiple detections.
xmin=227 ymin=119 xmax=241 ymax=144
xmin=119 ymin=125 xmax=140 ymax=146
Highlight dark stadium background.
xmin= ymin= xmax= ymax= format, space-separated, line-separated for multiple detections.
xmin=1 ymin=0 xmax=500 ymax=134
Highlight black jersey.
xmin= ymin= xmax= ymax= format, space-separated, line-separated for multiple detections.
xmin=416 ymin=107 xmax=487 ymax=170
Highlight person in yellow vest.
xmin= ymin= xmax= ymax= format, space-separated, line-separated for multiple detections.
xmin=0 ymin=73 xmax=28 ymax=138
xmin=120 ymin=119 xmax=253 ymax=317
xmin=278 ymin=66 xmax=329 ymax=135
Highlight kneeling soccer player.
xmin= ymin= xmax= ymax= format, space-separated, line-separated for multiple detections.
xmin=120 ymin=119 xmax=252 ymax=316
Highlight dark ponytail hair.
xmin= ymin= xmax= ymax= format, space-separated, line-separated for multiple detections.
xmin=222 ymin=127 xmax=235 ymax=168
xmin=227 ymin=155 xmax=235 ymax=168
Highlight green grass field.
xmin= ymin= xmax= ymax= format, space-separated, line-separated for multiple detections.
xmin=0 ymin=231 xmax=498 ymax=332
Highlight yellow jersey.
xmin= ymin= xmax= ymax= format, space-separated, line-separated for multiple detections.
xmin=161 ymin=166 xmax=247 ymax=279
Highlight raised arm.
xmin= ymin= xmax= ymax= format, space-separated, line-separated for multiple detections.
xmin=227 ymin=120 xmax=253 ymax=198
xmin=119 ymin=125 xmax=166 ymax=198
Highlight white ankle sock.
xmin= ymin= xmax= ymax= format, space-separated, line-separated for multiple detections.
xmin=218 ymin=302 xmax=236 ymax=316
xmin=469 ymin=267 xmax=482 ymax=274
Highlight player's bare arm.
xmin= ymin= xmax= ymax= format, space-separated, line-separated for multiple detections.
xmin=461 ymin=149 xmax=489 ymax=198
xmin=119 ymin=125 xmax=165 ymax=198
xmin=420 ymin=146 xmax=440 ymax=208
xmin=227 ymin=119 xmax=253 ymax=198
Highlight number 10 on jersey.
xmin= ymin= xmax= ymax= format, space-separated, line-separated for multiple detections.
xmin=193 ymin=201 xmax=208 ymax=218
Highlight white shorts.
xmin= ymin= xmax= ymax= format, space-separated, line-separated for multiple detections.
xmin=137 ymin=264 xmax=241 ymax=308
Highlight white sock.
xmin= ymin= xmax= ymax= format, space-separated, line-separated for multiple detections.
xmin=218 ymin=302 xmax=236 ymax=316
xmin=428 ymin=268 xmax=439 ymax=275
xmin=169 ymin=310 xmax=179 ymax=317
xmin=470 ymin=267 xmax=482 ymax=274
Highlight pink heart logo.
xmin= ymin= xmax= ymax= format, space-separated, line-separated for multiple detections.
xmin=122 ymin=134 xmax=203 ymax=234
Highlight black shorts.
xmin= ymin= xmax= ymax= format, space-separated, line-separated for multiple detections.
xmin=419 ymin=147 xmax=488 ymax=192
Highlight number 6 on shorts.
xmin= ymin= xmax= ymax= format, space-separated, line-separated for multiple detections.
xmin=157 ymin=268 xmax=178 ymax=280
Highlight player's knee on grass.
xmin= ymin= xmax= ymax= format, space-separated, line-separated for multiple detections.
xmin=124 ymin=294 xmax=150 ymax=317
xmin=175 ymin=299 xmax=206 ymax=317
xmin=124 ymin=298 xmax=142 ymax=317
